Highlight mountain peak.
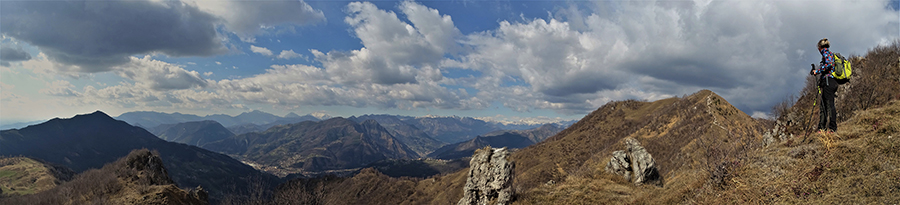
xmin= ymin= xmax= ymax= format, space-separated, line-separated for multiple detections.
xmin=63 ymin=110 xmax=117 ymax=124
xmin=86 ymin=110 xmax=112 ymax=118
xmin=284 ymin=112 xmax=301 ymax=118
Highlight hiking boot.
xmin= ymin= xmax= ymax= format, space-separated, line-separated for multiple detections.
xmin=817 ymin=130 xmax=826 ymax=134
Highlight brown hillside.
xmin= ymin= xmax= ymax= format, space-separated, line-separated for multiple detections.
xmin=694 ymin=100 xmax=900 ymax=204
xmin=510 ymin=89 xmax=766 ymax=203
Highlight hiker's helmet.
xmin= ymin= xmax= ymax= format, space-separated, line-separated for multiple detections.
xmin=818 ymin=38 xmax=830 ymax=49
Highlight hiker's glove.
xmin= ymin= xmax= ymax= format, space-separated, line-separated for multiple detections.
xmin=809 ymin=64 xmax=816 ymax=75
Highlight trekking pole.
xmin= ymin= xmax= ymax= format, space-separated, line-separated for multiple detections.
xmin=801 ymin=64 xmax=821 ymax=143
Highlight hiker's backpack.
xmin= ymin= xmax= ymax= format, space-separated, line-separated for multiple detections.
xmin=832 ymin=52 xmax=852 ymax=84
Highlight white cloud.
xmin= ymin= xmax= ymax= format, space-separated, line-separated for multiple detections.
xmin=277 ymin=49 xmax=304 ymax=60
xmin=250 ymin=45 xmax=274 ymax=56
xmin=452 ymin=0 xmax=898 ymax=114
xmin=39 ymin=80 xmax=79 ymax=97
xmin=114 ymin=56 xmax=209 ymax=91
xmin=312 ymin=1 xmax=460 ymax=85
xmin=187 ymin=0 xmax=325 ymax=42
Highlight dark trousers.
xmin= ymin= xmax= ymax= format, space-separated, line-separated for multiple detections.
xmin=818 ymin=77 xmax=838 ymax=131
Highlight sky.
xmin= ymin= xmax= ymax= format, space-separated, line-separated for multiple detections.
xmin=1 ymin=0 xmax=898 ymax=125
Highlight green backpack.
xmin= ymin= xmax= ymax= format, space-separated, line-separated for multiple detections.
xmin=832 ymin=52 xmax=852 ymax=84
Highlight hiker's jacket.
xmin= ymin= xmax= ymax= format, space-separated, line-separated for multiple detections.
xmin=814 ymin=47 xmax=835 ymax=79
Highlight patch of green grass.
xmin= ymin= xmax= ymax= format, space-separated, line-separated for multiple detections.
xmin=0 ymin=170 xmax=18 ymax=178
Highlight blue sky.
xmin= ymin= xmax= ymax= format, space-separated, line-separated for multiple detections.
xmin=1 ymin=0 xmax=898 ymax=125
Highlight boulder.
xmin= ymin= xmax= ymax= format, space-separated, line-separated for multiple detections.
xmin=605 ymin=137 xmax=662 ymax=186
xmin=605 ymin=150 xmax=632 ymax=182
xmin=458 ymin=147 xmax=514 ymax=205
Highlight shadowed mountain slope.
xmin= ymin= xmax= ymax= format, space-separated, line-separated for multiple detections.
xmin=428 ymin=124 xmax=563 ymax=160
xmin=203 ymin=118 xmax=419 ymax=176
xmin=149 ymin=120 xmax=235 ymax=147
xmin=402 ymin=116 xmax=501 ymax=144
xmin=350 ymin=114 xmax=446 ymax=157
xmin=0 ymin=149 xmax=208 ymax=205
xmin=0 ymin=111 xmax=278 ymax=201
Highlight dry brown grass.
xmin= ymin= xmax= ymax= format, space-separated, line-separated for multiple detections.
xmin=506 ymin=90 xmax=765 ymax=204
xmin=694 ymin=100 xmax=900 ymax=204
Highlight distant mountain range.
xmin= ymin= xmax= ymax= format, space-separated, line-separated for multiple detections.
xmin=115 ymin=110 xmax=330 ymax=129
xmin=348 ymin=115 xmax=446 ymax=157
xmin=0 ymin=111 xmax=278 ymax=201
xmin=427 ymin=124 xmax=564 ymax=160
xmin=147 ymin=120 xmax=235 ymax=147
xmin=202 ymin=118 xmax=419 ymax=176
xmin=113 ymin=111 xmax=573 ymax=144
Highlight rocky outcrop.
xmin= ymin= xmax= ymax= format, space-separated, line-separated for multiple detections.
xmin=121 ymin=149 xmax=175 ymax=185
xmin=762 ymin=119 xmax=793 ymax=147
xmin=605 ymin=138 xmax=662 ymax=186
xmin=458 ymin=147 xmax=514 ymax=205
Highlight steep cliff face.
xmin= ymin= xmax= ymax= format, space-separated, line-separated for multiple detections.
xmin=457 ymin=147 xmax=514 ymax=205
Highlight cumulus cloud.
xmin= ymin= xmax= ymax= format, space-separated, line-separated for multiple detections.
xmin=0 ymin=0 xmax=226 ymax=72
xmin=277 ymin=50 xmax=304 ymax=60
xmin=210 ymin=63 xmax=479 ymax=110
xmin=115 ymin=56 xmax=209 ymax=91
xmin=452 ymin=0 xmax=898 ymax=114
xmin=250 ymin=45 xmax=274 ymax=56
xmin=312 ymin=1 xmax=461 ymax=85
xmin=251 ymin=46 xmax=305 ymax=60
xmin=39 ymin=80 xmax=79 ymax=97
xmin=188 ymin=0 xmax=325 ymax=42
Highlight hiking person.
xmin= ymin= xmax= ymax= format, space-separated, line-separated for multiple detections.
xmin=809 ymin=38 xmax=838 ymax=133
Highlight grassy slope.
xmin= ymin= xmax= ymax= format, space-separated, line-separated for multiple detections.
xmin=511 ymin=90 xmax=765 ymax=204
xmin=694 ymin=100 xmax=900 ymax=204
xmin=0 ymin=157 xmax=72 ymax=196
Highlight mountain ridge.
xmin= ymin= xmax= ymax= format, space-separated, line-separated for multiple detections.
xmin=0 ymin=111 xmax=279 ymax=201
xmin=148 ymin=120 xmax=236 ymax=147
xmin=203 ymin=117 xmax=419 ymax=177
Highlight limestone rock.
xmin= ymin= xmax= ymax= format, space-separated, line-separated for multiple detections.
xmin=458 ymin=146 xmax=514 ymax=205
xmin=605 ymin=150 xmax=632 ymax=182
xmin=763 ymin=120 xmax=791 ymax=147
xmin=605 ymin=137 xmax=662 ymax=186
